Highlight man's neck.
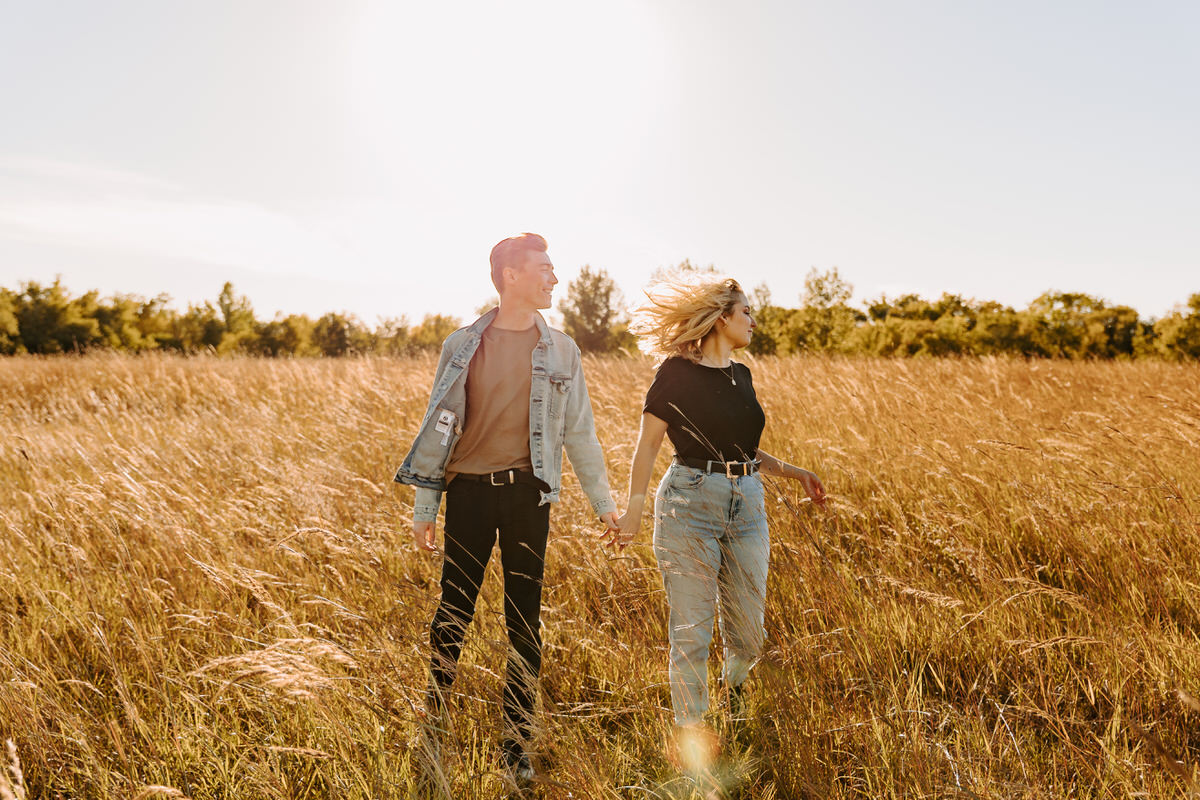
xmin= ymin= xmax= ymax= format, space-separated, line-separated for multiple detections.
xmin=491 ymin=300 xmax=539 ymax=331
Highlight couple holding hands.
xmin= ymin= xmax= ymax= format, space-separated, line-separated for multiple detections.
xmin=395 ymin=233 xmax=826 ymax=783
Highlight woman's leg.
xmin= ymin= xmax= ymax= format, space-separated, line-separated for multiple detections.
xmin=717 ymin=474 xmax=770 ymax=692
xmin=654 ymin=466 xmax=725 ymax=726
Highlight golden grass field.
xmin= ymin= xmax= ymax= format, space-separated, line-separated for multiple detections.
xmin=1 ymin=353 xmax=1199 ymax=799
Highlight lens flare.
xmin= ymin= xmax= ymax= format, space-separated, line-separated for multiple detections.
xmin=671 ymin=723 xmax=720 ymax=775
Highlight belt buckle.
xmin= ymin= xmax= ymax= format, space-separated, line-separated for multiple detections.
xmin=490 ymin=469 xmax=514 ymax=486
xmin=725 ymin=460 xmax=735 ymax=479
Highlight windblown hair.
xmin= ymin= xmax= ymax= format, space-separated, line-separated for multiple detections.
xmin=489 ymin=233 xmax=548 ymax=293
xmin=629 ymin=271 xmax=745 ymax=362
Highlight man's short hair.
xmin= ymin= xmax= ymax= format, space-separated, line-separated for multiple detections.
xmin=490 ymin=233 xmax=548 ymax=293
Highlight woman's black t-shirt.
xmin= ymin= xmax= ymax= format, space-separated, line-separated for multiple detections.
xmin=643 ymin=356 xmax=766 ymax=463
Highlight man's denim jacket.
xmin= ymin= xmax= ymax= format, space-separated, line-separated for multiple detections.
xmin=395 ymin=308 xmax=616 ymax=523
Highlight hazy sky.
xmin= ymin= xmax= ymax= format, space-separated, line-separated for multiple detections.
xmin=2 ymin=0 xmax=1197 ymax=325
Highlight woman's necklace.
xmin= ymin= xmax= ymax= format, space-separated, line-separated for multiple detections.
xmin=702 ymin=357 xmax=736 ymax=386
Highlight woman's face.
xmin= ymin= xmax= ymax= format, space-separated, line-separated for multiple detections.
xmin=721 ymin=296 xmax=756 ymax=348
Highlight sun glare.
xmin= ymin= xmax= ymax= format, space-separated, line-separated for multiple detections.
xmin=347 ymin=0 xmax=668 ymax=196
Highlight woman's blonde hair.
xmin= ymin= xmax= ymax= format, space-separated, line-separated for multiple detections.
xmin=629 ymin=271 xmax=746 ymax=362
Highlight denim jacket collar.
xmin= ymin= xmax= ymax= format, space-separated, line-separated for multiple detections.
xmin=467 ymin=307 xmax=552 ymax=347
xmin=395 ymin=309 xmax=615 ymax=523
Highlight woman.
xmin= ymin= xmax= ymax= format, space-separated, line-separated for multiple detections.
xmin=612 ymin=272 xmax=826 ymax=743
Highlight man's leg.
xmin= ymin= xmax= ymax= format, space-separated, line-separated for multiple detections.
xmin=495 ymin=483 xmax=551 ymax=759
xmin=428 ymin=480 xmax=498 ymax=712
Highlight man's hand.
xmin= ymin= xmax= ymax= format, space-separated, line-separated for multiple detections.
xmin=413 ymin=520 xmax=438 ymax=553
xmin=613 ymin=508 xmax=640 ymax=549
xmin=597 ymin=511 xmax=625 ymax=550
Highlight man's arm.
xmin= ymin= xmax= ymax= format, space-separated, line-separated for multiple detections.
xmin=411 ymin=487 xmax=442 ymax=551
xmin=404 ymin=335 xmax=459 ymax=552
xmin=561 ymin=354 xmax=617 ymax=519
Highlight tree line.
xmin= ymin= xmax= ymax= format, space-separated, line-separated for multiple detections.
xmin=0 ymin=280 xmax=461 ymax=357
xmin=558 ymin=265 xmax=1200 ymax=361
xmin=2 ymin=268 xmax=1198 ymax=359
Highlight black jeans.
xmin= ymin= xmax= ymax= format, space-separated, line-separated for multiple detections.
xmin=427 ymin=477 xmax=551 ymax=753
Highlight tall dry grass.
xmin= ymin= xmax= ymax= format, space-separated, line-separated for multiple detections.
xmin=1 ymin=352 xmax=1198 ymax=798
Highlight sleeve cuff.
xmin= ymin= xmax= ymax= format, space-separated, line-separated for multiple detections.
xmin=591 ymin=496 xmax=617 ymax=517
xmin=413 ymin=487 xmax=443 ymax=523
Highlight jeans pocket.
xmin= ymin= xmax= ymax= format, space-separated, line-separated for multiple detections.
xmin=669 ymin=470 xmax=705 ymax=492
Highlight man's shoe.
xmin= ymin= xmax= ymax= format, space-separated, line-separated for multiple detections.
xmin=510 ymin=752 xmax=535 ymax=786
xmin=502 ymin=740 xmax=536 ymax=787
xmin=727 ymin=682 xmax=748 ymax=722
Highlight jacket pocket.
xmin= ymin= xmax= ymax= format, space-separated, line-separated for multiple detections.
xmin=548 ymin=374 xmax=572 ymax=418
xmin=432 ymin=408 xmax=461 ymax=446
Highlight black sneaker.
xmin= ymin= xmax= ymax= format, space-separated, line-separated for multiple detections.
xmin=727 ymin=682 xmax=748 ymax=722
xmin=502 ymin=740 xmax=535 ymax=787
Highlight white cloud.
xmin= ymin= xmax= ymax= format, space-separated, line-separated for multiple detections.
xmin=0 ymin=155 xmax=174 ymax=190
xmin=0 ymin=156 xmax=356 ymax=280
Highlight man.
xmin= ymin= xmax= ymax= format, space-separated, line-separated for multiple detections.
xmin=395 ymin=233 xmax=620 ymax=782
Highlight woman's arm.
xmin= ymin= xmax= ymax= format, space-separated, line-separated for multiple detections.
xmin=756 ymin=448 xmax=827 ymax=506
xmin=604 ymin=413 xmax=669 ymax=549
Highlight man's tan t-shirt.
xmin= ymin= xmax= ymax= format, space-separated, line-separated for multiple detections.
xmin=445 ymin=323 xmax=539 ymax=484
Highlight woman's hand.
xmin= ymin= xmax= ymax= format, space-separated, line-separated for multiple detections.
xmin=607 ymin=413 xmax=667 ymax=552
xmin=757 ymin=448 xmax=828 ymax=508
xmin=601 ymin=496 xmax=644 ymax=550
xmin=613 ymin=509 xmax=640 ymax=550
xmin=798 ymin=469 xmax=827 ymax=507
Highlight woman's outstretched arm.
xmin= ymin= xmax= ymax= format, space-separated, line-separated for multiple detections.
xmin=756 ymin=448 xmax=827 ymax=507
xmin=604 ymin=412 xmax=669 ymax=549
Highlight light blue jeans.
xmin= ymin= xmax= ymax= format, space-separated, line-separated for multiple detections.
xmin=653 ymin=463 xmax=770 ymax=726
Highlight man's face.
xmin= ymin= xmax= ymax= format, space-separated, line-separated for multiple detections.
xmin=505 ymin=250 xmax=558 ymax=310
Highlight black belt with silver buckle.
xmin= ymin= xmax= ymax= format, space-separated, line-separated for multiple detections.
xmin=673 ymin=456 xmax=760 ymax=477
xmin=453 ymin=469 xmax=551 ymax=493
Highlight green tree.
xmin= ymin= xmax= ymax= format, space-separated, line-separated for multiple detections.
xmin=173 ymin=302 xmax=224 ymax=352
xmin=374 ymin=316 xmax=413 ymax=356
xmin=558 ymin=265 xmax=626 ymax=353
xmin=1153 ymin=293 xmax=1200 ymax=360
xmin=746 ymin=282 xmax=785 ymax=356
xmin=312 ymin=312 xmax=356 ymax=357
xmin=216 ymin=282 xmax=256 ymax=353
xmin=93 ymin=293 xmax=160 ymax=351
xmin=254 ymin=314 xmax=316 ymax=357
xmin=13 ymin=279 xmax=101 ymax=354
xmin=1081 ymin=305 xmax=1144 ymax=359
xmin=0 ymin=288 xmax=19 ymax=354
xmin=968 ymin=302 xmax=1034 ymax=356
xmin=855 ymin=293 xmax=980 ymax=356
xmin=135 ymin=293 xmax=176 ymax=349
xmin=787 ymin=268 xmax=862 ymax=352
xmin=1025 ymin=291 xmax=1104 ymax=358
xmin=410 ymin=314 xmax=461 ymax=352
